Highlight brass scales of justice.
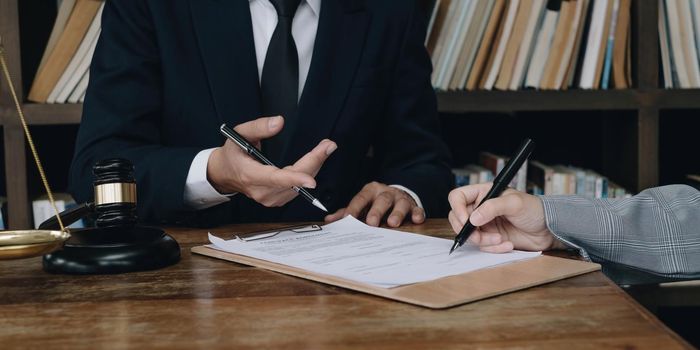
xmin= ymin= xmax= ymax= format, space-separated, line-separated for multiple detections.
xmin=0 ymin=35 xmax=180 ymax=273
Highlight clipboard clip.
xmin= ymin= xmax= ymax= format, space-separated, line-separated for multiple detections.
xmin=234 ymin=224 xmax=322 ymax=242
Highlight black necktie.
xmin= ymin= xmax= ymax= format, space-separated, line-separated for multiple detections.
xmin=261 ymin=0 xmax=303 ymax=164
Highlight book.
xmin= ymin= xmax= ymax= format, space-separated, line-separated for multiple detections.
xmin=55 ymin=28 xmax=99 ymax=103
xmin=36 ymin=0 xmax=77 ymax=75
xmin=453 ymin=165 xmax=493 ymax=187
xmin=479 ymin=152 xmax=527 ymax=192
xmin=691 ymin=0 xmax=700 ymax=69
xmin=687 ymin=174 xmax=700 ymax=190
xmin=509 ymin=0 xmax=547 ymax=90
xmin=659 ymin=0 xmax=673 ymax=88
xmin=431 ymin=0 xmax=463 ymax=87
xmin=466 ymin=164 xmax=494 ymax=183
xmin=437 ymin=0 xmax=477 ymax=90
xmin=611 ymin=0 xmax=631 ymax=89
xmin=524 ymin=0 xmax=561 ymax=89
xmin=590 ymin=0 xmax=614 ymax=89
xmin=27 ymin=0 xmax=103 ymax=102
xmin=563 ymin=0 xmax=591 ymax=89
xmin=426 ymin=0 xmax=452 ymax=55
xmin=527 ymin=160 xmax=554 ymax=195
xmin=425 ymin=0 xmax=442 ymax=49
xmin=664 ymin=0 xmax=691 ymax=88
xmin=600 ymin=0 xmax=620 ymax=89
xmin=453 ymin=168 xmax=474 ymax=187
xmin=483 ymin=0 xmax=521 ymax=90
xmin=68 ymin=70 xmax=90 ymax=104
xmin=678 ymin=0 xmax=700 ymax=87
xmin=553 ymin=0 xmax=589 ymax=89
xmin=0 ymin=197 xmax=6 ymax=230
xmin=494 ymin=0 xmax=535 ymax=90
xmin=540 ymin=0 xmax=575 ymax=89
xmin=578 ymin=0 xmax=609 ymax=89
xmin=450 ymin=0 xmax=494 ymax=90
xmin=47 ymin=2 xmax=104 ymax=104
xmin=467 ymin=0 xmax=507 ymax=90
xmin=552 ymin=166 xmax=577 ymax=195
xmin=32 ymin=193 xmax=85 ymax=229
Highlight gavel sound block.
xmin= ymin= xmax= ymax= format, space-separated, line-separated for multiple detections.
xmin=42 ymin=159 xmax=180 ymax=274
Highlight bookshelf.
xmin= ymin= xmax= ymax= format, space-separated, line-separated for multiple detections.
xmin=0 ymin=0 xmax=698 ymax=229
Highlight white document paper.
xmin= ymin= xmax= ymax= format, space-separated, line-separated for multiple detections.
xmin=208 ymin=216 xmax=541 ymax=288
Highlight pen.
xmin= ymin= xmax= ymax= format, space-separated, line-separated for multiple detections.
xmin=219 ymin=123 xmax=328 ymax=212
xmin=449 ymin=138 xmax=535 ymax=255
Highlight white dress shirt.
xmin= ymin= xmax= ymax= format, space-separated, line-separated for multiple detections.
xmin=184 ymin=0 xmax=423 ymax=211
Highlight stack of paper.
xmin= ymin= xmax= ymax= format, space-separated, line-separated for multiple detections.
xmin=209 ymin=216 xmax=541 ymax=289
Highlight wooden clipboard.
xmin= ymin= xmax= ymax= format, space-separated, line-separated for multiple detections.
xmin=191 ymin=245 xmax=600 ymax=309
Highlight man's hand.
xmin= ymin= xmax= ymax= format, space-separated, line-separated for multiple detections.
xmin=207 ymin=115 xmax=337 ymax=207
xmin=448 ymin=183 xmax=567 ymax=253
xmin=325 ymin=182 xmax=425 ymax=227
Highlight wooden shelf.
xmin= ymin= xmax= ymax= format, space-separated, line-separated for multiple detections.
xmin=0 ymin=103 xmax=82 ymax=126
xmin=437 ymin=89 xmax=640 ymax=113
xmin=437 ymin=89 xmax=700 ymax=113
xmin=653 ymin=89 xmax=700 ymax=109
xmin=22 ymin=103 xmax=82 ymax=125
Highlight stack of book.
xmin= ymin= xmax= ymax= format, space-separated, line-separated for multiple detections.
xmin=32 ymin=193 xmax=85 ymax=229
xmin=658 ymin=0 xmax=700 ymax=88
xmin=453 ymin=155 xmax=630 ymax=199
xmin=426 ymin=0 xmax=632 ymax=91
xmin=0 ymin=197 xmax=6 ymax=230
xmin=688 ymin=174 xmax=700 ymax=190
xmin=27 ymin=0 xmax=104 ymax=104
xmin=453 ymin=151 xmax=529 ymax=192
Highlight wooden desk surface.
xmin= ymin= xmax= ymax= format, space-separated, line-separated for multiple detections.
xmin=0 ymin=220 xmax=691 ymax=349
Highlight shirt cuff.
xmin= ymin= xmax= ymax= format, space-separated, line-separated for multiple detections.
xmin=539 ymin=195 xmax=592 ymax=261
xmin=184 ymin=148 xmax=235 ymax=210
xmin=390 ymin=184 xmax=424 ymax=213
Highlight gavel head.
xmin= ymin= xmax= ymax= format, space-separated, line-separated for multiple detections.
xmin=92 ymin=158 xmax=137 ymax=228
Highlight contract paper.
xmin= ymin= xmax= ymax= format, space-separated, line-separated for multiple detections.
xmin=208 ymin=216 xmax=541 ymax=288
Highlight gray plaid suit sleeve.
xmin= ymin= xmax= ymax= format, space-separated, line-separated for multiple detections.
xmin=540 ymin=185 xmax=700 ymax=278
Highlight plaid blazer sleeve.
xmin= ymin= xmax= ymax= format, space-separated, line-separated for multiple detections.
xmin=540 ymin=185 xmax=700 ymax=278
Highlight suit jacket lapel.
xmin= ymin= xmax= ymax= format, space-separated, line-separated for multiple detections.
xmin=189 ymin=0 xmax=262 ymax=127
xmin=285 ymin=0 xmax=369 ymax=164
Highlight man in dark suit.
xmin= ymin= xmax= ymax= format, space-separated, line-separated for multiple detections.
xmin=69 ymin=0 xmax=453 ymax=227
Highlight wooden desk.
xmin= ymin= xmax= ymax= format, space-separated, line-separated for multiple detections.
xmin=0 ymin=220 xmax=691 ymax=349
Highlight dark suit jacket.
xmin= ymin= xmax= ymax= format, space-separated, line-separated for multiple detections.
xmin=69 ymin=0 xmax=453 ymax=226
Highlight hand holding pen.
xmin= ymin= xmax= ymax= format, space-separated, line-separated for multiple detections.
xmin=207 ymin=116 xmax=335 ymax=211
xmin=449 ymin=139 xmax=535 ymax=254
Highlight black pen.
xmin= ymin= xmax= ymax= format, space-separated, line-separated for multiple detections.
xmin=219 ymin=123 xmax=328 ymax=212
xmin=449 ymin=138 xmax=535 ymax=255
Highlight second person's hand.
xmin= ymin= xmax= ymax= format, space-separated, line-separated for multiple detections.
xmin=447 ymin=183 xmax=567 ymax=253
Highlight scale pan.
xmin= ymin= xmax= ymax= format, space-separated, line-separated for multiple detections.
xmin=0 ymin=230 xmax=70 ymax=260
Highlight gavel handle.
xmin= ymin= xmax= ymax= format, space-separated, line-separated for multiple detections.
xmin=38 ymin=202 xmax=95 ymax=230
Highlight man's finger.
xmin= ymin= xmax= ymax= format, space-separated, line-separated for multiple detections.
xmin=259 ymin=166 xmax=316 ymax=189
xmin=292 ymin=139 xmax=337 ymax=176
xmin=234 ymin=115 xmax=284 ymax=143
xmin=366 ymin=192 xmax=394 ymax=226
xmin=469 ymin=194 xmax=525 ymax=227
xmin=411 ymin=206 xmax=425 ymax=224
xmin=344 ymin=190 xmax=374 ymax=222
xmin=387 ymin=197 xmax=412 ymax=227
xmin=324 ymin=208 xmax=345 ymax=223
